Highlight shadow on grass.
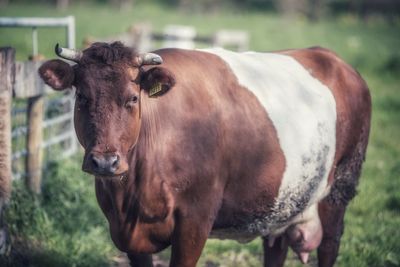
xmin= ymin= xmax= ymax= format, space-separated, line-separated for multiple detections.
xmin=0 ymin=237 xmax=74 ymax=267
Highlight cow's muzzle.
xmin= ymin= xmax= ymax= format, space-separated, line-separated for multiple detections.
xmin=83 ymin=152 xmax=123 ymax=176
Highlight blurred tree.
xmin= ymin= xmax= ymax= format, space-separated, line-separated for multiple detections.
xmin=359 ymin=0 xmax=400 ymax=22
xmin=231 ymin=0 xmax=275 ymax=11
xmin=308 ymin=0 xmax=326 ymax=21
xmin=274 ymin=0 xmax=330 ymax=21
xmin=176 ymin=0 xmax=223 ymax=13
xmin=179 ymin=0 xmax=189 ymax=10
xmin=275 ymin=0 xmax=309 ymax=17
xmin=204 ymin=0 xmax=222 ymax=13
xmin=111 ymin=0 xmax=133 ymax=11
xmin=0 ymin=0 xmax=8 ymax=7
xmin=56 ymin=0 xmax=69 ymax=10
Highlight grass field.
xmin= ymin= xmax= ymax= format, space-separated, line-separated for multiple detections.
xmin=1 ymin=2 xmax=400 ymax=267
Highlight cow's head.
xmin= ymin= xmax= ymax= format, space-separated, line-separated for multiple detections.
xmin=39 ymin=42 xmax=175 ymax=177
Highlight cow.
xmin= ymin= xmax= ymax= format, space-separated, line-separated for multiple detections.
xmin=38 ymin=41 xmax=371 ymax=267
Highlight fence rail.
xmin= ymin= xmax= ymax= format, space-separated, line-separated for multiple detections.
xmin=11 ymin=93 xmax=76 ymax=159
xmin=0 ymin=16 xmax=76 ymax=54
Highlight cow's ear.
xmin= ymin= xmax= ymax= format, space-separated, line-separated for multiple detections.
xmin=140 ymin=67 xmax=175 ymax=98
xmin=38 ymin=59 xmax=74 ymax=90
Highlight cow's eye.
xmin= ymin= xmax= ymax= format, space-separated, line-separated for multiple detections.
xmin=125 ymin=95 xmax=138 ymax=109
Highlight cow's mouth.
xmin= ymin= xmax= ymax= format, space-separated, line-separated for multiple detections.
xmin=94 ymin=172 xmax=129 ymax=181
xmin=82 ymin=165 xmax=129 ymax=178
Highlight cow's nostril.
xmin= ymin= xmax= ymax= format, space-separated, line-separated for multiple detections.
xmin=91 ymin=155 xmax=100 ymax=169
xmin=111 ymin=155 xmax=120 ymax=168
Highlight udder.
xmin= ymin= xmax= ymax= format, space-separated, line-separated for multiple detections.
xmin=285 ymin=212 xmax=323 ymax=264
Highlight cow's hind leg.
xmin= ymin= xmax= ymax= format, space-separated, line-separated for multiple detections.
xmin=318 ymin=123 xmax=369 ymax=267
xmin=317 ymin=200 xmax=346 ymax=267
xmin=128 ymin=253 xmax=153 ymax=267
xmin=262 ymin=236 xmax=288 ymax=267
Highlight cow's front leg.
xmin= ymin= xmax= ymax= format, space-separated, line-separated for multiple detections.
xmin=128 ymin=252 xmax=153 ymax=267
xmin=169 ymin=210 xmax=212 ymax=267
xmin=262 ymin=236 xmax=288 ymax=267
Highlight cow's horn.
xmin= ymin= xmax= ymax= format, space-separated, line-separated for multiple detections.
xmin=55 ymin=43 xmax=82 ymax=62
xmin=137 ymin=53 xmax=163 ymax=66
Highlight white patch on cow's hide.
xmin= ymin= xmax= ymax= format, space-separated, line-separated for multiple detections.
xmin=201 ymin=48 xmax=337 ymax=237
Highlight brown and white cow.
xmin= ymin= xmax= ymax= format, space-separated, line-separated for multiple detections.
xmin=39 ymin=42 xmax=371 ymax=267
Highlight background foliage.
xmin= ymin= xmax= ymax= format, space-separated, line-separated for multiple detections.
xmin=0 ymin=1 xmax=399 ymax=266
xmin=2 ymin=0 xmax=400 ymax=16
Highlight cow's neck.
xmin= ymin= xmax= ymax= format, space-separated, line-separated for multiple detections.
xmin=96 ymin=142 xmax=171 ymax=228
xmin=95 ymin=149 xmax=138 ymax=215
xmin=138 ymin=95 xmax=164 ymax=152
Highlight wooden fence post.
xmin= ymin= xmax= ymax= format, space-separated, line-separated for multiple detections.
xmin=0 ymin=47 xmax=14 ymax=254
xmin=24 ymin=59 xmax=44 ymax=194
xmin=26 ymin=93 xmax=44 ymax=194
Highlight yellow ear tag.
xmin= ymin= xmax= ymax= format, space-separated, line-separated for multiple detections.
xmin=149 ymin=82 xmax=162 ymax=97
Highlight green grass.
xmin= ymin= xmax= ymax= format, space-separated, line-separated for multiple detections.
xmin=0 ymin=157 xmax=117 ymax=267
xmin=1 ymin=2 xmax=400 ymax=267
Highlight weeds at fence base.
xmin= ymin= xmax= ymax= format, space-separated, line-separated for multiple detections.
xmin=0 ymin=156 xmax=117 ymax=267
